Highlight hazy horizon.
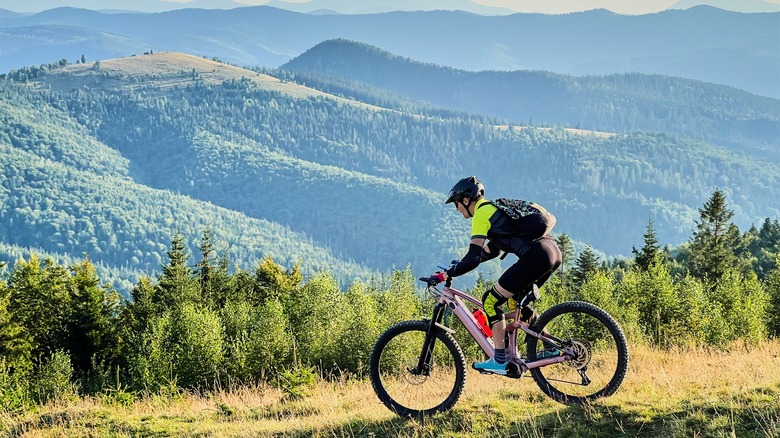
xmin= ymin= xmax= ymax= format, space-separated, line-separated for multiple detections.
xmin=3 ymin=0 xmax=780 ymax=14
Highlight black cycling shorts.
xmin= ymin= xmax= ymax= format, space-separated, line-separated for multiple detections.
xmin=497 ymin=236 xmax=562 ymax=296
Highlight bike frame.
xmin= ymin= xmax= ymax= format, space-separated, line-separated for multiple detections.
xmin=422 ymin=283 xmax=568 ymax=375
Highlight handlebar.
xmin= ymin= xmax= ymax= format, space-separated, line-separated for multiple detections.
xmin=418 ymin=275 xmax=452 ymax=288
xmin=418 ymin=261 xmax=458 ymax=288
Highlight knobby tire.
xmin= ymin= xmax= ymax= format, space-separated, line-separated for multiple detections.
xmin=526 ymin=301 xmax=629 ymax=404
xmin=369 ymin=320 xmax=466 ymax=418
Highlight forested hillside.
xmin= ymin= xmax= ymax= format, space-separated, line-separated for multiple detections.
xmin=281 ymin=39 xmax=780 ymax=163
xmin=1 ymin=52 xmax=779 ymax=295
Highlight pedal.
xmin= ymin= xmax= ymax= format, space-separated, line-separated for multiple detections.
xmin=505 ymin=362 xmax=524 ymax=379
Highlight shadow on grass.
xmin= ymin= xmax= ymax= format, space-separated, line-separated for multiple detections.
xmin=2 ymin=409 xmax=170 ymax=438
xmin=491 ymin=383 xmax=780 ymax=438
xmin=284 ymin=383 xmax=780 ymax=438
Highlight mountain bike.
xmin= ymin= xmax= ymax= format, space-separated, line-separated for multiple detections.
xmin=368 ymin=270 xmax=629 ymax=418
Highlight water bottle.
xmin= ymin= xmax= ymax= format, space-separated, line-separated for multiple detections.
xmin=472 ymin=308 xmax=493 ymax=337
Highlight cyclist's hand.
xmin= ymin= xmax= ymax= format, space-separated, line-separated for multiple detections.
xmin=430 ymin=271 xmax=447 ymax=284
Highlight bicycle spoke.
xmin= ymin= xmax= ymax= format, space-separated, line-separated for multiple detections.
xmin=527 ymin=301 xmax=629 ymax=403
xmin=370 ymin=320 xmax=466 ymax=416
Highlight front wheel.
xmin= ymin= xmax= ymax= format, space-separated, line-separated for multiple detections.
xmin=369 ymin=320 xmax=467 ymax=418
xmin=527 ymin=301 xmax=629 ymax=404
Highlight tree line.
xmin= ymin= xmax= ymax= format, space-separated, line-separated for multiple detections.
xmin=0 ymin=189 xmax=778 ymax=411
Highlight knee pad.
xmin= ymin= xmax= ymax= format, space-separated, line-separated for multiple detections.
xmin=481 ymin=286 xmax=508 ymax=326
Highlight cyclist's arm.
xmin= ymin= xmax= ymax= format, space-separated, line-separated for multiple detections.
xmin=480 ymin=240 xmax=500 ymax=262
xmin=446 ymin=237 xmax=486 ymax=278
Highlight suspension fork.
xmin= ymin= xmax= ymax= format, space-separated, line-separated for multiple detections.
xmin=412 ymin=302 xmax=447 ymax=375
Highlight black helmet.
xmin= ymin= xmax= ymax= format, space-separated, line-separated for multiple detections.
xmin=445 ymin=176 xmax=484 ymax=204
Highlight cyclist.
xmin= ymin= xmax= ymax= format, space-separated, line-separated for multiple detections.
xmin=429 ymin=176 xmax=562 ymax=375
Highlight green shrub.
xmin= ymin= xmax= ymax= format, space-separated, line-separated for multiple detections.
xmin=245 ymin=298 xmax=290 ymax=379
xmin=0 ymin=358 xmax=31 ymax=412
xmin=287 ymin=272 xmax=343 ymax=368
xmin=134 ymin=304 xmax=224 ymax=390
xmin=274 ymin=365 xmax=317 ymax=401
xmin=333 ymin=281 xmax=381 ymax=375
xmin=32 ymin=350 xmax=77 ymax=404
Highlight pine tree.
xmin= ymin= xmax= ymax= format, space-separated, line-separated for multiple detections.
xmin=750 ymin=218 xmax=780 ymax=279
xmin=196 ymin=227 xmax=216 ymax=306
xmin=555 ymin=234 xmax=575 ymax=273
xmin=573 ymin=246 xmax=601 ymax=286
xmin=0 ymin=279 xmax=32 ymax=373
xmin=66 ymin=257 xmax=120 ymax=375
xmin=688 ymin=189 xmax=742 ymax=281
xmin=157 ymin=232 xmax=199 ymax=308
xmin=8 ymin=255 xmax=71 ymax=361
xmin=632 ymin=219 xmax=663 ymax=270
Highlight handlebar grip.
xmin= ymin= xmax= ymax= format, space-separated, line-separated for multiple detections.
xmin=418 ymin=276 xmax=440 ymax=287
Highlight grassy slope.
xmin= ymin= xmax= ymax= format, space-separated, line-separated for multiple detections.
xmin=44 ymin=52 xmax=385 ymax=111
xmin=2 ymin=342 xmax=778 ymax=437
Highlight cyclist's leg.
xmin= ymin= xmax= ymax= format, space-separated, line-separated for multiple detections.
xmin=481 ymin=285 xmax=510 ymax=348
xmin=498 ymin=238 xmax=562 ymax=349
xmin=475 ymin=285 xmax=511 ymax=374
xmin=498 ymin=237 xmax=562 ymax=300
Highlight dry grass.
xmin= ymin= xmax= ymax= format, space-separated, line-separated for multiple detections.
xmin=35 ymin=52 xmax=386 ymax=112
xmin=2 ymin=341 xmax=779 ymax=437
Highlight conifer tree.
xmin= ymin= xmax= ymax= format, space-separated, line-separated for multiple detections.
xmin=750 ymin=218 xmax=780 ymax=279
xmin=66 ymin=257 xmax=120 ymax=374
xmin=195 ymin=228 xmax=232 ymax=309
xmin=0 ymin=279 xmax=32 ymax=372
xmin=157 ymin=232 xmax=198 ymax=308
xmin=633 ymin=219 xmax=663 ymax=270
xmin=573 ymin=245 xmax=601 ymax=286
xmin=8 ymin=255 xmax=71 ymax=361
xmin=554 ymin=234 xmax=575 ymax=292
xmin=688 ymin=189 xmax=742 ymax=281
xmin=555 ymin=234 xmax=575 ymax=273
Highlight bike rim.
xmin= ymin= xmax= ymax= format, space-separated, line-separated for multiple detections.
xmin=531 ymin=310 xmax=623 ymax=400
xmin=376 ymin=328 xmax=461 ymax=414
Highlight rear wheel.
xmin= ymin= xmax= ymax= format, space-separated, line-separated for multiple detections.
xmin=526 ymin=301 xmax=629 ymax=404
xmin=369 ymin=320 xmax=467 ymax=418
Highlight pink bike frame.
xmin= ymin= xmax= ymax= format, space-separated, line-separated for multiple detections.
xmin=435 ymin=284 xmax=567 ymax=372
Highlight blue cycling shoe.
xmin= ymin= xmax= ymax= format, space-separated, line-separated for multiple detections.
xmin=472 ymin=357 xmax=508 ymax=375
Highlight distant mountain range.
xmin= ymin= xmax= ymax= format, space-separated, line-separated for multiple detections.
xmin=671 ymin=0 xmax=780 ymax=12
xmin=3 ymin=0 xmax=779 ymax=14
xmin=1 ymin=6 xmax=778 ymax=98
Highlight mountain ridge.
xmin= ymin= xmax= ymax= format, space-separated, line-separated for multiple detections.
xmin=280 ymin=39 xmax=780 ymax=162
xmin=2 ymin=6 xmax=777 ymax=98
